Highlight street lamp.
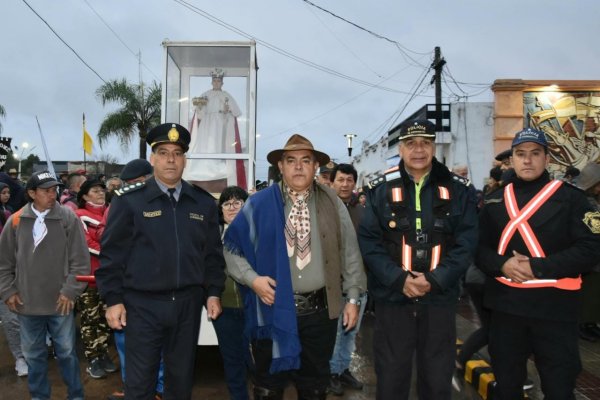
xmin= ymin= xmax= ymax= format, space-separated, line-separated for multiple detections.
xmin=343 ymin=134 xmax=357 ymax=157
xmin=13 ymin=142 xmax=36 ymax=180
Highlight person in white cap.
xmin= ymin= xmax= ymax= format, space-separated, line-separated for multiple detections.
xmin=0 ymin=170 xmax=89 ymax=400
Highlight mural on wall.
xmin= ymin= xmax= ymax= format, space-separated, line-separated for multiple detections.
xmin=524 ymin=91 xmax=600 ymax=176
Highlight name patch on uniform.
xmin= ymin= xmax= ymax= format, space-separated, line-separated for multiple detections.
xmin=190 ymin=213 xmax=204 ymax=221
xmin=583 ymin=211 xmax=600 ymax=233
xmin=143 ymin=210 xmax=162 ymax=218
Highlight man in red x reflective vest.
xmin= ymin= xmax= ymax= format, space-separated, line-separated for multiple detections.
xmin=477 ymin=128 xmax=600 ymax=399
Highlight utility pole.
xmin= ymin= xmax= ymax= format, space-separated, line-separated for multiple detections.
xmin=137 ymin=50 xmax=144 ymax=99
xmin=430 ymin=46 xmax=446 ymax=131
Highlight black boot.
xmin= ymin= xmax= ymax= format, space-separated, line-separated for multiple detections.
xmin=253 ymin=386 xmax=284 ymax=400
xmin=297 ymin=388 xmax=328 ymax=400
xmin=579 ymin=323 xmax=598 ymax=342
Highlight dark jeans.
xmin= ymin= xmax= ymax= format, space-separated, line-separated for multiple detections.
xmin=252 ymin=308 xmax=338 ymax=394
xmin=457 ymin=283 xmax=490 ymax=366
xmin=18 ymin=312 xmax=84 ymax=400
xmin=373 ymin=302 xmax=456 ymax=400
xmin=213 ymin=307 xmax=252 ymax=400
xmin=489 ymin=311 xmax=580 ymax=400
xmin=124 ymin=287 xmax=204 ymax=400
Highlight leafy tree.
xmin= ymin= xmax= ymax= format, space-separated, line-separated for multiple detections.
xmin=96 ymin=79 xmax=161 ymax=159
xmin=5 ymin=153 xmax=40 ymax=178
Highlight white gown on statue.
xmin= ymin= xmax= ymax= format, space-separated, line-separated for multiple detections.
xmin=183 ymin=89 xmax=242 ymax=182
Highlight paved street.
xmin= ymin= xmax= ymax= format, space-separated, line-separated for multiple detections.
xmin=1 ymin=297 xmax=599 ymax=399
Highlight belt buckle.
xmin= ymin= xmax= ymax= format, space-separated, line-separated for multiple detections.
xmin=294 ymin=294 xmax=312 ymax=316
xmin=416 ymin=230 xmax=427 ymax=243
xmin=294 ymin=291 xmax=321 ymax=316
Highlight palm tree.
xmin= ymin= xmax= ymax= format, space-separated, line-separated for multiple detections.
xmin=0 ymin=104 xmax=6 ymax=133
xmin=96 ymin=79 xmax=161 ymax=159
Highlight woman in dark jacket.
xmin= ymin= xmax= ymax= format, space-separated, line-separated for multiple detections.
xmin=214 ymin=186 xmax=252 ymax=400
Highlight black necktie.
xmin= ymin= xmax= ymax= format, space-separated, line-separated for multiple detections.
xmin=168 ymin=188 xmax=177 ymax=207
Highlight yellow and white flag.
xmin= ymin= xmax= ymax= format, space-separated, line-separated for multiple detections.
xmin=83 ymin=113 xmax=93 ymax=156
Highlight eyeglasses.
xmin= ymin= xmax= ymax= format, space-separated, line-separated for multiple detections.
xmin=221 ymin=200 xmax=244 ymax=210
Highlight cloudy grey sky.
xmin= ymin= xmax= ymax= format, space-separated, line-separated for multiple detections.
xmin=1 ymin=0 xmax=599 ymax=179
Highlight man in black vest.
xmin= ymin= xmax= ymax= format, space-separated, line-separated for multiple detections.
xmin=358 ymin=119 xmax=478 ymax=400
xmin=224 ymin=134 xmax=366 ymax=400
xmin=477 ymin=128 xmax=600 ymax=399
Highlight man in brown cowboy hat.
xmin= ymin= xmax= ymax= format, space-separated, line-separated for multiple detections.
xmin=224 ymin=134 xmax=366 ymax=400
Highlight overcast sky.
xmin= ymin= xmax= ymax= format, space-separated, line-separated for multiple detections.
xmin=1 ymin=0 xmax=599 ymax=179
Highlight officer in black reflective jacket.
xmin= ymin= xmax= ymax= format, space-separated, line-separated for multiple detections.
xmin=477 ymin=128 xmax=600 ymax=399
xmin=358 ymin=119 xmax=478 ymax=400
xmin=96 ymin=123 xmax=225 ymax=400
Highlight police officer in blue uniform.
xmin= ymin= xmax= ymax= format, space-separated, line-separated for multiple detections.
xmin=96 ymin=123 xmax=226 ymax=400
xmin=358 ymin=119 xmax=478 ymax=400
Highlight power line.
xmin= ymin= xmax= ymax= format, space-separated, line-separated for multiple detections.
xmin=303 ymin=3 xmax=383 ymax=78
xmin=173 ymin=0 xmax=431 ymax=95
xmin=301 ymin=0 xmax=431 ymax=68
xmin=21 ymin=0 xmax=106 ymax=83
xmin=82 ymin=0 xmax=160 ymax=81
xmin=444 ymin=64 xmax=491 ymax=93
xmin=364 ymin=63 xmax=433 ymax=143
xmin=442 ymin=75 xmax=490 ymax=101
xmin=263 ymin=61 xmax=431 ymax=142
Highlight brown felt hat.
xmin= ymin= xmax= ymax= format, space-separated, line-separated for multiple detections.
xmin=267 ymin=134 xmax=330 ymax=166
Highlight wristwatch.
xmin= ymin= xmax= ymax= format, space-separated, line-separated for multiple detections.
xmin=346 ymin=297 xmax=360 ymax=306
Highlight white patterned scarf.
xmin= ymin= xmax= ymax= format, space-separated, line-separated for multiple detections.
xmin=284 ymin=186 xmax=311 ymax=270
xmin=31 ymin=206 xmax=50 ymax=250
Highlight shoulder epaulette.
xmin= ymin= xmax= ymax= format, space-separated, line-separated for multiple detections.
xmin=451 ymin=173 xmax=471 ymax=187
xmin=367 ymin=166 xmax=402 ymax=189
xmin=367 ymin=175 xmax=385 ymax=190
xmin=114 ymin=181 xmax=146 ymax=196
xmin=385 ymin=166 xmax=402 ymax=182
xmin=368 ymin=166 xmax=402 ymax=189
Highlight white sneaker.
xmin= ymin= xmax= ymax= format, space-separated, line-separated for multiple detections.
xmin=15 ymin=357 xmax=28 ymax=377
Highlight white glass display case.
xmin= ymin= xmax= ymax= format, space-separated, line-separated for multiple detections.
xmin=161 ymin=41 xmax=257 ymax=194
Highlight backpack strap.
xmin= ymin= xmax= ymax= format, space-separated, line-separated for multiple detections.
xmin=11 ymin=208 xmax=23 ymax=229
xmin=11 ymin=206 xmax=69 ymax=233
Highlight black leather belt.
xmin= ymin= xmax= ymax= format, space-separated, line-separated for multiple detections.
xmin=294 ymin=288 xmax=327 ymax=316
